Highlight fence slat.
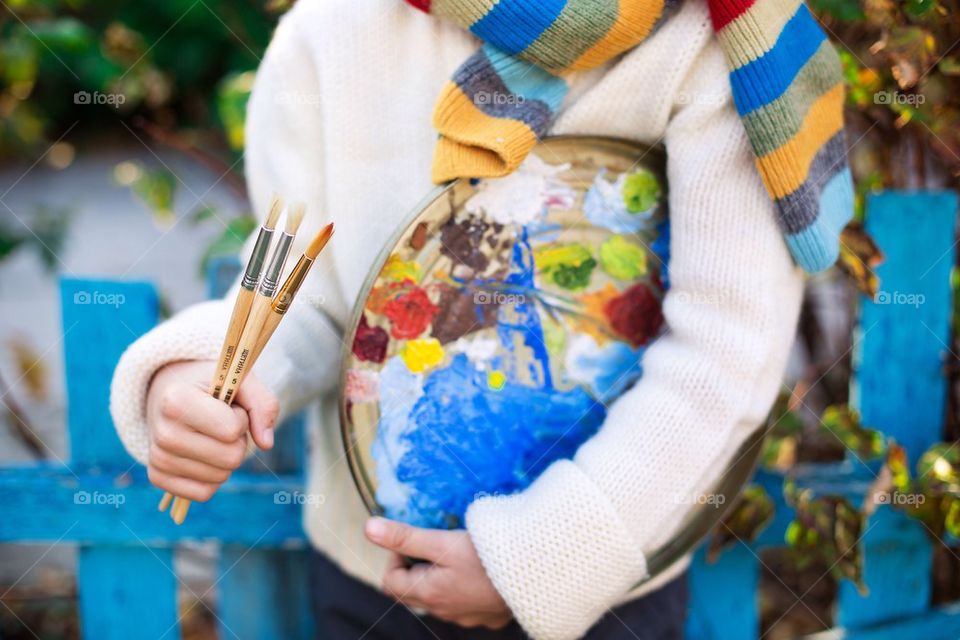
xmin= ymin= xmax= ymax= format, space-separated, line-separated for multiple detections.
xmin=839 ymin=191 xmax=957 ymax=629
xmin=60 ymin=278 xmax=182 ymax=639
xmin=77 ymin=546 xmax=180 ymax=640
xmin=686 ymin=546 xmax=760 ymax=640
xmin=218 ymin=547 xmax=314 ymax=640
xmin=855 ymin=191 xmax=957 ymax=463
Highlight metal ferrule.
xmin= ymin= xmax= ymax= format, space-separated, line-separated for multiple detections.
xmin=272 ymin=255 xmax=314 ymax=315
xmin=258 ymin=232 xmax=294 ymax=298
xmin=240 ymin=227 xmax=275 ymax=291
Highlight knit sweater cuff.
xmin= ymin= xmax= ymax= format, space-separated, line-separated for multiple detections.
xmin=465 ymin=460 xmax=648 ymax=640
xmin=109 ymin=300 xmax=229 ymax=464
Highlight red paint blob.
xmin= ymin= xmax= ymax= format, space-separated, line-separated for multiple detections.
xmin=604 ymin=283 xmax=664 ymax=347
xmin=404 ymin=0 xmax=432 ymax=12
xmin=383 ymin=286 xmax=440 ymax=340
xmin=352 ymin=315 xmax=390 ymax=363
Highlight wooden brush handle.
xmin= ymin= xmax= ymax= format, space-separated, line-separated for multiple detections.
xmin=211 ymin=287 xmax=256 ymax=398
xmin=169 ymin=294 xmax=276 ymax=523
xmin=220 ymin=295 xmax=273 ymax=405
xmin=160 ymin=288 xmax=259 ymax=515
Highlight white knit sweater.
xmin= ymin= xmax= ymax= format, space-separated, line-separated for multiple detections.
xmin=109 ymin=1 xmax=804 ymax=638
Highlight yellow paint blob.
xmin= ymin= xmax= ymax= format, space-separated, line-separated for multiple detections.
xmin=401 ymin=338 xmax=445 ymax=373
xmin=487 ymin=370 xmax=506 ymax=391
xmin=380 ymin=254 xmax=421 ymax=283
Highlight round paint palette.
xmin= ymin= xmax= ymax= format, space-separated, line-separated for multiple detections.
xmin=341 ymin=136 xmax=675 ymax=529
xmin=341 ymin=136 xmax=766 ymax=579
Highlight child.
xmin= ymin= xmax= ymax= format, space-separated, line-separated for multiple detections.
xmin=111 ymin=0 xmax=843 ymax=637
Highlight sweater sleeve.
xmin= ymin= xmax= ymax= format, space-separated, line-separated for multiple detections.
xmin=108 ymin=14 xmax=342 ymax=465
xmin=464 ymin=32 xmax=805 ymax=640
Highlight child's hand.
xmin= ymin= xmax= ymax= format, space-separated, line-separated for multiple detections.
xmin=144 ymin=360 xmax=279 ymax=502
xmin=364 ymin=517 xmax=513 ymax=629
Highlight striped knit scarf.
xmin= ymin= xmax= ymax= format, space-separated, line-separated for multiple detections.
xmin=404 ymin=0 xmax=854 ymax=272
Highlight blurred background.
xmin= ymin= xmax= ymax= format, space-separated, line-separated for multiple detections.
xmin=1 ymin=1 xmax=959 ymax=639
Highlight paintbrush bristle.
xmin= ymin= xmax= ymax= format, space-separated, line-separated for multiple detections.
xmin=285 ymin=202 xmax=306 ymax=235
xmin=305 ymin=223 xmax=334 ymax=260
xmin=264 ymin=194 xmax=283 ymax=230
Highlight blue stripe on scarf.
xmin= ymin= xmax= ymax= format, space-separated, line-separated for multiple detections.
xmin=470 ymin=0 xmax=567 ymax=55
xmin=485 ymin=45 xmax=568 ymax=112
xmin=784 ymin=166 xmax=853 ymax=271
xmin=729 ymin=4 xmax=825 ymax=115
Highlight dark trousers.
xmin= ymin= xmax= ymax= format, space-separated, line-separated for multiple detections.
xmin=310 ymin=552 xmax=687 ymax=640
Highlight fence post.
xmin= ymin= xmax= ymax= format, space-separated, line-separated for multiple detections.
xmin=839 ymin=191 xmax=958 ymax=629
xmin=60 ymin=278 xmax=182 ymax=640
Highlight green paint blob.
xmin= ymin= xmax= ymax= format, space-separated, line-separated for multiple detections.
xmin=600 ymin=235 xmax=647 ymax=280
xmin=623 ymin=168 xmax=662 ymax=213
xmin=540 ymin=312 xmax=567 ymax=356
xmin=534 ymin=243 xmax=597 ymax=290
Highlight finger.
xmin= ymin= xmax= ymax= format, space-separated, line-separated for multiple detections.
xmin=154 ymin=421 xmax=247 ymax=470
xmin=384 ymin=552 xmax=407 ymax=572
xmin=382 ymin=562 xmax=433 ymax=606
xmin=364 ymin=517 xmax=452 ymax=563
xmin=164 ymin=384 xmax=248 ymax=443
xmin=150 ymin=446 xmax=232 ymax=483
xmin=146 ymin=467 xmax=219 ymax=502
xmin=233 ymin=374 xmax=279 ymax=450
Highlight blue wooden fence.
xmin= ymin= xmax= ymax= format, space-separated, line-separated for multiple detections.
xmin=687 ymin=191 xmax=960 ymax=639
xmin=0 ymin=191 xmax=957 ymax=639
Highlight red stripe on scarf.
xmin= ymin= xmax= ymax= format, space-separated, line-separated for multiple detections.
xmin=706 ymin=0 xmax=757 ymax=31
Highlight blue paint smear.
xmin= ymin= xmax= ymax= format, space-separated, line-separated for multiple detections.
xmin=570 ymin=340 xmax=645 ymax=403
xmin=372 ymin=195 xmax=672 ymax=529
xmin=375 ymin=229 xmax=607 ymax=528
xmin=391 ymin=354 xmax=605 ymax=528
xmin=372 ymin=357 xmax=425 ymax=522
xmin=651 ymin=219 xmax=671 ymax=289
xmin=583 ymin=173 xmax=657 ymax=234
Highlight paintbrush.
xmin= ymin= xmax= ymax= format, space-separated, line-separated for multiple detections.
xmin=234 ymin=223 xmax=334 ymax=378
xmin=158 ymin=195 xmax=284 ymax=516
xmin=169 ymin=206 xmax=311 ymax=525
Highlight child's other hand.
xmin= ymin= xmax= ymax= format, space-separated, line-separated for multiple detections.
xmin=365 ymin=517 xmax=513 ymax=630
xmin=145 ymin=360 xmax=279 ymax=502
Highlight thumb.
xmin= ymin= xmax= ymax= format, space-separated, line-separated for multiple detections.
xmin=232 ymin=373 xmax=279 ymax=450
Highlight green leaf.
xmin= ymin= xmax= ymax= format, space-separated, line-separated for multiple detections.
xmin=903 ymin=0 xmax=937 ymax=18
xmin=23 ymin=18 xmax=96 ymax=53
xmin=26 ymin=204 xmax=72 ymax=272
xmin=216 ymin=71 xmax=255 ymax=151
xmin=820 ymin=405 xmax=886 ymax=461
xmin=130 ymin=167 xmax=177 ymax=227
xmin=190 ymin=206 xmax=217 ymax=224
xmin=199 ymin=215 xmax=257 ymax=275
xmin=940 ymin=56 xmax=960 ymax=76
xmin=707 ymin=484 xmax=775 ymax=562
xmin=809 ymin=0 xmax=865 ymax=21
xmin=761 ymin=391 xmax=804 ymax=471
xmin=0 ymin=226 xmax=25 ymax=263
